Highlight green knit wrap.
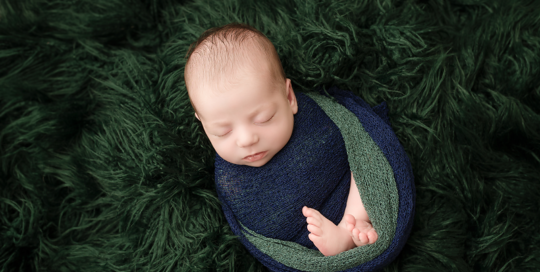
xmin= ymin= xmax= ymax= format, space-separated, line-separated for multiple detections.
xmin=238 ymin=92 xmax=399 ymax=271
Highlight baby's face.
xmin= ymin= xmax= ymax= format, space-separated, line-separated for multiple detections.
xmin=192 ymin=74 xmax=298 ymax=167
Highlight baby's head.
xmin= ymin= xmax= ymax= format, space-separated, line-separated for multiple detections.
xmin=184 ymin=23 xmax=298 ymax=167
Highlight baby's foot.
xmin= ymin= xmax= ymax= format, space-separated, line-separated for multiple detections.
xmin=302 ymin=206 xmax=354 ymax=256
xmin=345 ymin=214 xmax=378 ymax=246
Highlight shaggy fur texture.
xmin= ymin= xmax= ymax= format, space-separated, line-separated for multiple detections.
xmin=1 ymin=0 xmax=540 ymax=271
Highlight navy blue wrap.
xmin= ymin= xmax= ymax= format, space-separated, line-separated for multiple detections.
xmin=214 ymin=86 xmax=416 ymax=271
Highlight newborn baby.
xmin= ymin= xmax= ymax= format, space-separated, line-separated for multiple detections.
xmin=184 ymin=23 xmax=377 ymax=256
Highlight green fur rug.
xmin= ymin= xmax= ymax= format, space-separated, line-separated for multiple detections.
xmin=1 ymin=0 xmax=540 ymax=271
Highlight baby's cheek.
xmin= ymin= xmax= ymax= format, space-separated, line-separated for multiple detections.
xmin=210 ymin=140 xmax=227 ymax=158
xmin=270 ymin=126 xmax=290 ymax=150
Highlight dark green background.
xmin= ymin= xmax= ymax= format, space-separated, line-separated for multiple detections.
xmin=1 ymin=0 xmax=539 ymax=271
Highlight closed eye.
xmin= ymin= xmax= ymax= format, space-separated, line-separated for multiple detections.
xmin=213 ymin=114 xmax=274 ymax=137
xmin=256 ymin=114 xmax=274 ymax=124
xmin=214 ymin=131 xmax=230 ymax=137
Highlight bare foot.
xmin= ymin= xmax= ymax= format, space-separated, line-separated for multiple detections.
xmin=344 ymin=214 xmax=378 ymax=246
xmin=302 ymin=206 xmax=354 ymax=256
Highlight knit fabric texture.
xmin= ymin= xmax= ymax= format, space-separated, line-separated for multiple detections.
xmin=214 ymin=86 xmax=415 ymax=271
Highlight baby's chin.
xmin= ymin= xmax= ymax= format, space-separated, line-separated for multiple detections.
xmin=242 ymin=159 xmax=269 ymax=167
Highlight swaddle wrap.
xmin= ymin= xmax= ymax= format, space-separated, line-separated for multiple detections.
xmin=215 ymin=86 xmax=415 ymax=272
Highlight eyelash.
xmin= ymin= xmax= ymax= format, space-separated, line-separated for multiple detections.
xmin=214 ymin=115 xmax=274 ymax=137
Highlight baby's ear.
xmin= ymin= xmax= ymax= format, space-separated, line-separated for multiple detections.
xmin=195 ymin=113 xmax=200 ymax=120
xmin=285 ymin=79 xmax=298 ymax=114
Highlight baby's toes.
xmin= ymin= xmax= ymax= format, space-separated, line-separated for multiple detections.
xmin=302 ymin=206 xmax=319 ymax=219
xmin=302 ymin=206 xmax=311 ymax=217
xmin=351 ymin=228 xmax=362 ymax=245
xmin=367 ymin=229 xmax=378 ymax=244
xmin=307 ymin=224 xmax=323 ymax=236
xmin=358 ymin=231 xmax=369 ymax=245
xmin=344 ymin=214 xmax=356 ymax=232
xmin=308 ymin=233 xmax=323 ymax=246
xmin=306 ymin=216 xmax=321 ymax=227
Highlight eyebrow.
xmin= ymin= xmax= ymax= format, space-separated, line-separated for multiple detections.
xmin=210 ymin=104 xmax=269 ymax=126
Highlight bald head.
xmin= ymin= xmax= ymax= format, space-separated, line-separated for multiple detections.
xmin=183 ymin=23 xmax=287 ymax=114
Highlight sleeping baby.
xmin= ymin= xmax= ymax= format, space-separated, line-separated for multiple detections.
xmin=183 ymin=22 xmax=378 ymax=257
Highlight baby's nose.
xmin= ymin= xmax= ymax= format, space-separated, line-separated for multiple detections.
xmin=236 ymin=130 xmax=259 ymax=147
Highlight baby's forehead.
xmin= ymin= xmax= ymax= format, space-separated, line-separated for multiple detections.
xmin=206 ymin=86 xmax=268 ymax=102
xmin=199 ymin=86 xmax=275 ymax=111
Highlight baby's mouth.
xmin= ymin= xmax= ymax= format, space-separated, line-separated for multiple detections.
xmin=243 ymin=151 xmax=267 ymax=162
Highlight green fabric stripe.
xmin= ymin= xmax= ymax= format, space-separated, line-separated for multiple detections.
xmin=239 ymin=92 xmax=399 ymax=271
